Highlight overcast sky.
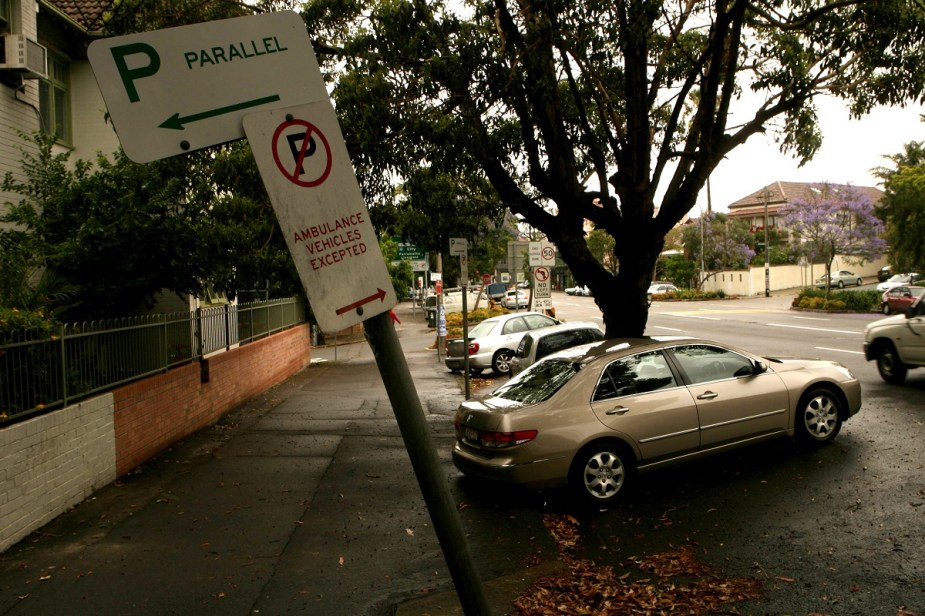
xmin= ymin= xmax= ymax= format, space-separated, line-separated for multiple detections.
xmin=695 ymin=98 xmax=925 ymax=214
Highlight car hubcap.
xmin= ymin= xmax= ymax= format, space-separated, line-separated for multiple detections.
xmin=804 ymin=395 xmax=837 ymax=438
xmin=496 ymin=354 xmax=511 ymax=373
xmin=583 ymin=452 xmax=624 ymax=500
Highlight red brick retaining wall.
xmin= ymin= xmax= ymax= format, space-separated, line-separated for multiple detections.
xmin=112 ymin=325 xmax=311 ymax=476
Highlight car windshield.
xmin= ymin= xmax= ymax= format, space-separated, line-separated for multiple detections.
xmin=491 ymin=359 xmax=580 ymax=404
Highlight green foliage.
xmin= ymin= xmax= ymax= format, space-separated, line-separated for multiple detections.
xmin=0 ymin=307 xmax=57 ymax=337
xmin=875 ymin=141 xmax=925 ymax=273
xmin=381 ymin=236 xmax=415 ymax=298
xmin=1 ymin=133 xmax=302 ymax=320
xmin=2 ymin=133 xmax=203 ymax=319
xmin=586 ymin=229 xmax=618 ymax=275
xmin=793 ymin=288 xmax=880 ymax=312
xmin=660 ymin=255 xmax=697 ymax=290
xmin=304 ymin=0 xmax=925 ymax=337
xmin=203 ymin=142 xmax=303 ymax=301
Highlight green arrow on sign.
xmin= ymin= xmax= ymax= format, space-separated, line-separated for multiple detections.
xmin=159 ymin=94 xmax=281 ymax=130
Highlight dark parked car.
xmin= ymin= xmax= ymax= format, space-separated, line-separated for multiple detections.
xmin=877 ymin=265 xmax=893 ymax=282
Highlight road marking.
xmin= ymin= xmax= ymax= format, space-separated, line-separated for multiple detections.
xmin=792 ymin=315 xmax=830 ymax=321
xmin=766 ymin=323 xmax=862 ymax=335
xmin=649 ymin=325 xmax=684 ymax=332
xmin=815 ymin=346 xmax=865 ymax=355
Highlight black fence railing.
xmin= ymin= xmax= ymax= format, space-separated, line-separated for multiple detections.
xmin=0 ymin=297 xmax=305 ymax=427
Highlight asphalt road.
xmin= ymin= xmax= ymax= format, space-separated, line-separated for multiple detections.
xmin=516 ymin=291 xmax=925 ymax=615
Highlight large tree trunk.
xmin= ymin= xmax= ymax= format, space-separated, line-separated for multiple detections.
xmin=552 ymin=218 xmax=662 ymax=338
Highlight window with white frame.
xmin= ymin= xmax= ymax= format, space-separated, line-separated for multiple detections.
xmin=39 ymin=50 xmax=71 ymax=143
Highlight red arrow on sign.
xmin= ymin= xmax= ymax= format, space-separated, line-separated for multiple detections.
xmin=336 ymin=288 xmax=387 ymax=315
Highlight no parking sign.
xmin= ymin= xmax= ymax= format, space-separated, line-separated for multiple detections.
xmin=244 ymin=101 xmax=396 ymax=333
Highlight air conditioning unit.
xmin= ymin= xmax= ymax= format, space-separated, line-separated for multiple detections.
xmin=0 ymin=34 xmax=48 ymax=79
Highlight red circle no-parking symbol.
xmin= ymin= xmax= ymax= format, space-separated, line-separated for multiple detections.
xmin=271 ymin=119 xmax=333 ymax=187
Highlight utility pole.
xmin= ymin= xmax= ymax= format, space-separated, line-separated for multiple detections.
xmin=763 ymin=189 xmax=771 ymax=297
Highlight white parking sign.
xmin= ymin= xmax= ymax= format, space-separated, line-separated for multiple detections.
xmin=244 ymin=101 xmax=396 ymax=333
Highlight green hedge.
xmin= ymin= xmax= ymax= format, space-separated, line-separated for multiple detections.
xmin=792 ymin=288 xmax=880 ymax=312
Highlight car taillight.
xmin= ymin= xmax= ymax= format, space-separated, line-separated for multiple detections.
xmin=477 ymin=429 xmax=538 ymax=448
xmin=468 ymin=342 xmax=480 ymax=355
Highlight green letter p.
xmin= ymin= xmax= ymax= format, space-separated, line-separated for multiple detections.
xmin=110 ymin=43 xmax=160 ymax=103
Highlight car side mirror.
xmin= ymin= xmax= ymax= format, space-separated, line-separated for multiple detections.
xmin=753 ymin=360 xmax=768 ymax=374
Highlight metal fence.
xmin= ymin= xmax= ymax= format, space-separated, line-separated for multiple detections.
xmin=0 ymin=297 xmax=305 ymax=427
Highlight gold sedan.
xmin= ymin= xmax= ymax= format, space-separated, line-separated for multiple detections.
xmin=453 ymin=337 xmax=862 ymax=506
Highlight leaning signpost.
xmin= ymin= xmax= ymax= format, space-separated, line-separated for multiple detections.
xmin=89 ymin=12 xmax=489 ymax=614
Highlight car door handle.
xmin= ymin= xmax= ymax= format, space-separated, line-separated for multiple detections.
xmin=605 ymin=406 xmax=630 ymax=415
xmin=697 ymin=391 xmax=719 ymax=400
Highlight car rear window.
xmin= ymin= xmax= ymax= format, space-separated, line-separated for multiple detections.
xmin=491 ymin=359 xmax=580 ymax=404
xmin=468 ymin=320 xmax=497 ymax=337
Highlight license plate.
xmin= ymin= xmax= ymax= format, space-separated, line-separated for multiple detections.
xmin=465 ymin=427 xmax=479 ymax=442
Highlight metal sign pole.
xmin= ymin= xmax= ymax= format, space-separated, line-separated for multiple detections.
xmin=364 ymin=313 xmax=490 ymax=614
xmin=462 ymin=285 xmax=470 ymax=400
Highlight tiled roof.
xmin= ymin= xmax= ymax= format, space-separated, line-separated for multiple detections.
xmin=727 ymin=181 xmax=883 ymax=212
xmin=43 ymin=1 xmax=113 ymax=32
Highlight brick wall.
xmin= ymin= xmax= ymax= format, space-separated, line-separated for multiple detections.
xmin=113 ymin=324 xmax=311 ymax=476
xmin=0 ymin=324 xmax=311 ymax=553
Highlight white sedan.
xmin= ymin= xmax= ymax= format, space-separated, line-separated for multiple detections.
xmin=877 ymin=273 xmax=922 ymax=293
xmin=502 ymin=290 xmax=529 ymax=309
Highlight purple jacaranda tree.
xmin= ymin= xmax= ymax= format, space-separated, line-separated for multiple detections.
xmin=683 ymin=213 xmax=756 ymax=288
xmin=781 ymin=184 xmax=886 ymax=292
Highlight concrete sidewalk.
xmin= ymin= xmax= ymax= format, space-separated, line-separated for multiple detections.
xmin=0 ymin=300 xmax=559 ymax=616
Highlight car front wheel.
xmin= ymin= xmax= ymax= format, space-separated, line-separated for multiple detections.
xmin=882 ymin=303 xmax=891 ymax=315
xmin=875 ymin=343 xmax=908 ymax=384
xmin=796 ymin=387 xmax=843 ymax=444
xmin=491 ymin=350 xmax=513 ymax=375
xmin=569 ymin=441 xmax=633 ymax=506
xmin=856 ymin=278 xmax=863 ymax=286
xmin=837 ymin=280 xmax=845 ymax=288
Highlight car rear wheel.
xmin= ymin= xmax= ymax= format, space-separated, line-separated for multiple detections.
xmin=569 ymin=441 xmax=633 ymax=506
xmin=491 ymin=350 xmax=513 ymax=375
xmin=796 ymin=387 xmax=843 ymax=444
xmin=881 ymin=303 xmax=891 ymax=315
xmin=875 ymin=343 xmax=908 ymax=384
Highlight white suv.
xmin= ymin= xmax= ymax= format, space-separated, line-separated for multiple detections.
xmin=864 ymin=297 xmax=925 ymax=383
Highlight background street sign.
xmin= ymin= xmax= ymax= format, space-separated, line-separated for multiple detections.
xmin=449 ymin=237 xmax=468 ymax=256
xmin=397 ymin=243 xmax=425 ymax=260
xmin=541 ymin=241 xmax=556 ymax=264
xmin=88 ymin=12 xmax=322 ymax=163
xmin=244 ymin=100 xmax=396 ymax=333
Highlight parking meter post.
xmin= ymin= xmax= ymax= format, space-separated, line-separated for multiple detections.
xmin=363 ymin=313 xmax=490 ymax=615
xmin=462 ymin=286 xmax=470 ymax=399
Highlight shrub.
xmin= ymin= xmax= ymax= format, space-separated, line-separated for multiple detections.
xmin=0 ymin=307 xmax=57 ymax=339
xmin=793 ymin=288 xmax=880 ymax=312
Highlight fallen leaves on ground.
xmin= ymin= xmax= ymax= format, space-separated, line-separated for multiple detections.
xmin=514 ymin=513 xmax=762 ymax=615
